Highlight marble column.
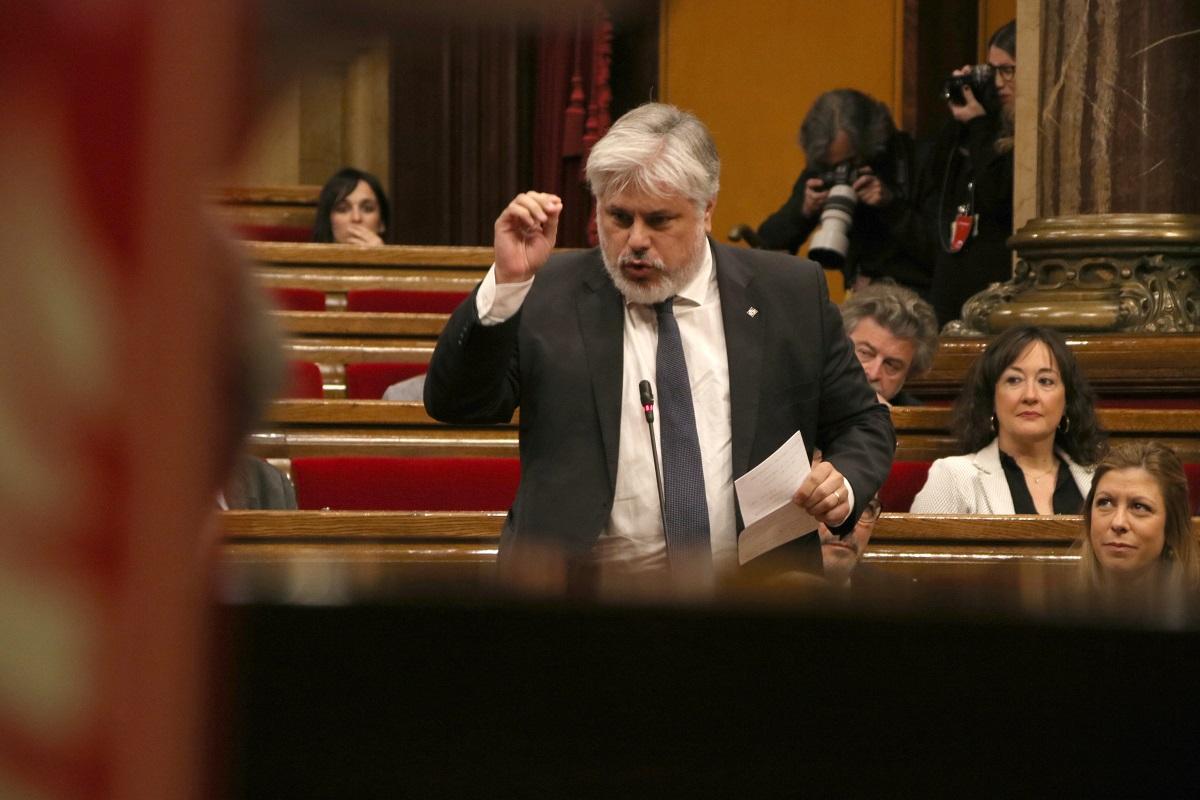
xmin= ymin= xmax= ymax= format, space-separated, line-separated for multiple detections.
xmin=953 ymin=0 xmax=1200 ymax=334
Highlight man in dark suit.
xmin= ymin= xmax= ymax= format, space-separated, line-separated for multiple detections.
xmin=221 ymin=455 xmax=297 ymax=510
xmin=426 ymin=103 xmax=894 ymax=591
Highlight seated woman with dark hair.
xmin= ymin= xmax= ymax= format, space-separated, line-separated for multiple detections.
xmin=312 ymin=167 xmax=391 ymax=245
xmin=1080 ymin=441 xmax=1200 ymax=598
xmin=911 ymin=325 xmax=1105 ymax=514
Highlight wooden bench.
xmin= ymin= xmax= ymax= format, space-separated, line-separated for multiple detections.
xmin=220 ymin=510 xmax=1085 ymax=552
xmin=888 ymin=406 xmax=1200 ymax=462
xmin=248 ymin=241 xmax=494 ymax=275
xmin=250 ymin=243 xmax=487 ymax=335
xmin=273 ymin=310 xmax=447 ymax=338
xmin=277 ymin=332 xmax=1200 ymax=400
xmin=222 ymin=511 xmax=1199 ymax=593
xmin=211 ymin=185 xmax=320 ymax=240
xmin=250 ymin=401 xmax=1200 ymax=462
xmin=908 ymin=333 xmax=1200 ymax=405
xmin=244 ymin=247 xmax=1200 ymax=404
xmin=251 ymin=402 xmax=517 ymax=459
xmin=221 ymin=510 xmax=1073 ymax=585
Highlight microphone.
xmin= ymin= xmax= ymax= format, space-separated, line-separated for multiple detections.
xmin=639 ymin=380 xmax=668 ymax=535
xmin=639 ymin=380 xmax=655 ymax=423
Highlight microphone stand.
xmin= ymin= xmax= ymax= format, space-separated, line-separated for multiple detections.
xmin=639 ymin=380 xmax=669 ymax=535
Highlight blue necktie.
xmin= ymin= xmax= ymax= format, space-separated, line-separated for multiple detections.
xmin=654 ymin=297 xmax=711 ymax=569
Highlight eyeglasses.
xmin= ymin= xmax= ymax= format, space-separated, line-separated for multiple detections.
xmin=989 ymin=63 xmax=1016 ymax=81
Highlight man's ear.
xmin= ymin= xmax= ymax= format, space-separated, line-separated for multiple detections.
xmin=702 ymin=196 xmax=716 ymax=233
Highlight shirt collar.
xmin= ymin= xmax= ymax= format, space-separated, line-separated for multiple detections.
xmin=669 ymin=237 xmax=716 ymax=309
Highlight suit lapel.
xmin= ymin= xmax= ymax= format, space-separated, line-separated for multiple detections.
xmin=578 ymin=257 xmax=626 ymax=490
xmin=974 ymin=440 xmax=1014 ymax=514
xmin=1062 ymin=451 xmax=1094 ymax=497
xmin=713 ymin=243 xmax=763 ymax=478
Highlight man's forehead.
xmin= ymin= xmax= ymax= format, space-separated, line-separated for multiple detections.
xmin=602 ymin=186 xmax=696 ymax=213
xmin=851 ymin=317 xmax=915 ymax=357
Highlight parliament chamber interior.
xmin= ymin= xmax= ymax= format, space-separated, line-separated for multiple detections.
xmin=6 ymin=0 xmax=1200 ymax=796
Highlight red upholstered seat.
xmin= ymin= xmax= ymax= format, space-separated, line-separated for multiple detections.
xmin=345 ymin=289 xmax=468 ymax=314
xmin=284 ymin=361 xmax=324 ymax=399
xmin=233 ymin=224 xmax=312 ymax=242
xmin=269 ymin=287 xmax=326 ymax=311
xmin=879 ymin=461 xmax=931 ymax=513
xmin=345 ymin=362 xmax=428 ymax=399
xmin=1186 ymin=464 xmax=1200 ymax=514
xmin=291 ymin=456 xmax=520 ymax=511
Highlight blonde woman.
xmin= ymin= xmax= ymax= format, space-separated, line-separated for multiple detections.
xmin=1080 ymin=441 xmax=1200 ymax=598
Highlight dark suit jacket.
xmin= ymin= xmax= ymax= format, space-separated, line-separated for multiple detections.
xmin=224 ymin=455 xmax=297 ymax=510
xmin=425 ymin=241 xmax=895 ymax=568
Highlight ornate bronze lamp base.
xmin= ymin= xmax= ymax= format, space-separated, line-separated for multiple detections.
xmin=945 ymin=214 xmax=1200 ymax=336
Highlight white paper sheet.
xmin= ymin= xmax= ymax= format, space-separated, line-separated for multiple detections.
xmin=734 ymin=430 xmax=817 ymax=564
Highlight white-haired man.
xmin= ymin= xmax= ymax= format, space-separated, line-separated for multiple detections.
xmin=426 ymin=103 xmax=894 ymax=588
xmin=840 ymin=282 xmax=939 ymax=407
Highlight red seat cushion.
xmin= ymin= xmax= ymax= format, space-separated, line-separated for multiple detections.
xmin=1186 ymin=464 xmax=1200 ymax=515
xmin=345 ymin=362 xmax=428 ymax=400
xmin=879 ymin=461 xmax=931 ymax=514
xmin=284 ymin=361 xmax=324 ymax=399
xmin=269 ymin=287 xmax=326 ymax=311
xmin=291 ymin=456 xmax=520 ymax=511
xmin=345 ymin=289 xmax=468 ymax=314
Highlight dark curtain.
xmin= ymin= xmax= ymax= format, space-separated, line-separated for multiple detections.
xmin=532 ymin=3 xmax=612 ymax=248
xmin=390 ymin=18 xmax=529 ymax=245
xmin=389 ymin=4 xmax=623 ymax=246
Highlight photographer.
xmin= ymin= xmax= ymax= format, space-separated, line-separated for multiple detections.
xmin=756 ymin=89 xmax=931 ymax=297
xmin=919 ymin=20 xmax=1017 ymax=326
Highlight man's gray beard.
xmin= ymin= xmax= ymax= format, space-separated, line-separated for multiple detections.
xmin=599 ymin=227 xmax=709 ymax=306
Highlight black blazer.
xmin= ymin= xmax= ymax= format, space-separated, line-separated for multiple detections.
xmin=425 ymin=241 xmax=895 ymax=566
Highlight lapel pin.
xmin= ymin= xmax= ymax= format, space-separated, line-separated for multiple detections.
xmin=747 ymin=307 xmax=759 ymax=318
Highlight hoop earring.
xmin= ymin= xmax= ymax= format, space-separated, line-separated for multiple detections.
xmin=1059 ymin=415 xmax=1070 ymax=434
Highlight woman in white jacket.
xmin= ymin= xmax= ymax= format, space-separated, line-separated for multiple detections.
xmin=911 ymin=326 xmax=1105 ymax=514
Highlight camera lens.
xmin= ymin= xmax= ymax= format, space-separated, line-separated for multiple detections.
xmin=809 ymin=184 xmax=856 ymax=267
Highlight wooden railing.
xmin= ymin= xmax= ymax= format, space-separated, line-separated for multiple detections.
xmin=249 ymin=401 xmax=1200 ymax=462
xmin=907 ymin=333 xmax=1200 ymax=403
xmin=216 ymin=511 xmax=1143 ymax=590
xmin=210 ymin=185 xmax=320 ymax=230
xmin=248 ymin=241 xmax=497 ymax=272
xmin=242 ymin=240 xmax=1200 ymax=402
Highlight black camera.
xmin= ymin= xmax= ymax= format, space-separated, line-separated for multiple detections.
xmin=816 ymin=160 xmax=859 ymax=191
xmin=942 ymin=63 xmax=996 ymax=107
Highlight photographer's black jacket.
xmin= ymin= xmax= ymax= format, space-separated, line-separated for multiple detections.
xmin=904 ymin=114 xmax=1015 ymax=326
xmin=756 ymin=131 xmax=933 ymax=296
